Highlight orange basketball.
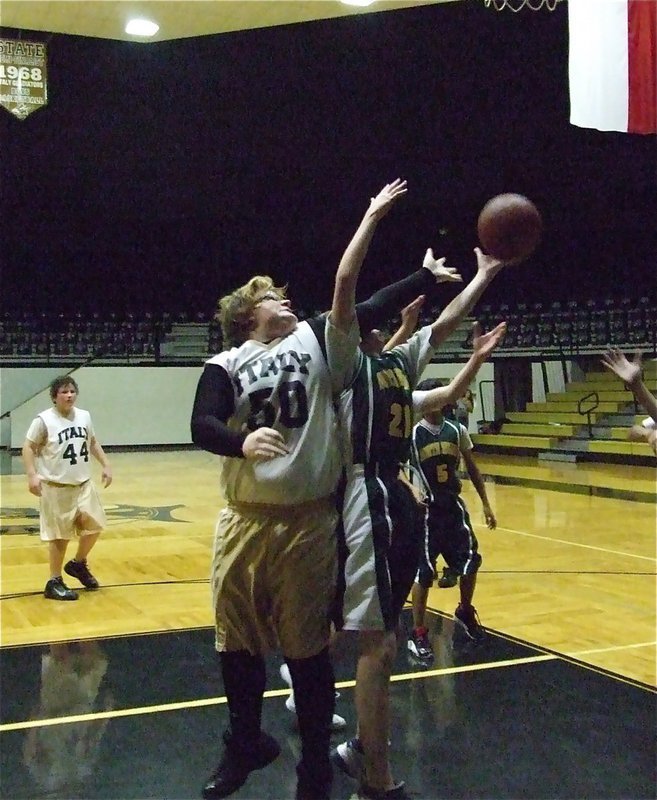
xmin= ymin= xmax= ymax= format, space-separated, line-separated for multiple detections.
xmin=477 ymin=193 xmax=542 ymax=261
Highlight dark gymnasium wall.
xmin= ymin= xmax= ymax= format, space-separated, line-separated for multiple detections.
xmin=1 ymin=1 xmax=655 ymax=317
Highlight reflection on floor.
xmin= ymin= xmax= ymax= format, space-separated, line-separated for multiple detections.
xmin=1 ymin=609 xmax=655 ymax=800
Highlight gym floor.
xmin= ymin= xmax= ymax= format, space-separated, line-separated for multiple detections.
xmin=1 ymin=607 xmax=655 ymax=800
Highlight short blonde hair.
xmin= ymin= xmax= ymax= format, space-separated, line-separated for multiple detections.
xmin=217 ymin=276 xmax=287 ymax=348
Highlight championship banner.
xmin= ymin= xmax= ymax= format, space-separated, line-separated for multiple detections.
xmin=0 ymin=38 xmax=48 ymax=120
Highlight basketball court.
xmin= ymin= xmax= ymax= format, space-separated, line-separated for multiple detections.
xmin=1 ymin=450 xmax=655 ymax=799
xmin=1 ymin=0 xmax=656 ymax=797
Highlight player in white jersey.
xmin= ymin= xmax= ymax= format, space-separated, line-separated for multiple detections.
xmin=21 ymin=376 xmax=112 ymax=601
xmin=601 ymin=348 xmax=657 ymax=455
xmin=190 ymin=180 xmax=410 ymax=800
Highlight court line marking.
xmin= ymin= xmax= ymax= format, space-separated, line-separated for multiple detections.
xmin=568 ymin=641 xmax=656 ymax=656
xmin=496 ymin=526 xmax=657 ymax=562
xmin=423 ymin=607 xmax=656 ymax=690
xmin=0 ymin=654 xmax=556 ymax=732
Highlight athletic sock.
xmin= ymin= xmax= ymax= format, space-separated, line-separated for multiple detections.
xmin=220 ymin=650 xmax=267 ymax=748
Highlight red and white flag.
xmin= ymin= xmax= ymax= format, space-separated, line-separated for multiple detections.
xmin=569 ymin=0 xmax=656 ymax=134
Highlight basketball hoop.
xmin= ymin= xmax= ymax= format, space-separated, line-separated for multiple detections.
xmin=483 ymin=0 xmax=560 ymax=11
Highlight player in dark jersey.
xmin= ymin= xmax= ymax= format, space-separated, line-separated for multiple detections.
xmin=332 ymin=248 xmax=508 ymax=800
xmin=408 ymin=377 xmax=497 ymax=662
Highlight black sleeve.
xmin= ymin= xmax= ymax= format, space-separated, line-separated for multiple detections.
xmin=190 ymin=363 xmax=246 ymax=457
xmin=355 ymin=268 xmax=437 ymax=333
xmin=307 ymin=314 xmax=329 ymax=362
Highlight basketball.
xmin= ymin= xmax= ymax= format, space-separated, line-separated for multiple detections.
xmin=477 ymin=193 xmax=542 ymax=261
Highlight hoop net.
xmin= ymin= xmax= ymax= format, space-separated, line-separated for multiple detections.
xmin=484 ymin=0 xmax=559 ymax=10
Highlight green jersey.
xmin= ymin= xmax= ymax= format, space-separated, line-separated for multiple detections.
xmin=338 ymin=326 xmax=435 ymax=472
xmin=410 ymin=417 xmax=473 ymax=501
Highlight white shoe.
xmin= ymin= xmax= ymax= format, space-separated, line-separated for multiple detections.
xmin=279 ymin=663 xmax=346 ymax=731
xmin=331 ymin=737 xmax=364 ymax=780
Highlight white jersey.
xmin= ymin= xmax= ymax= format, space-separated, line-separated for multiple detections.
xmin=208 ymin=317 xmax=358 ymax=505
xmin=25 ymin=407 xmax=95 ymax=485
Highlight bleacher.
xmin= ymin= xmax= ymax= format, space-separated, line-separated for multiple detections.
xmin=0 ymin=311 xmax=218 ymax=365
xmin=470 ymin=355 xmax=655 ymax=503
xmin=2 ymin=293 xmax=654 ymax=365
xmin=2 ymin=298 xmax=655 ymax=497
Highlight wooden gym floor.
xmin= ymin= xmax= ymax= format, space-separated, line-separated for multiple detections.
xmin=1 ymin=449 xmax=655 ymax=799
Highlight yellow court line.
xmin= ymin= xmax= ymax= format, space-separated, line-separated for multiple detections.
xmin=0 ymin=655 xmax=556 ymax=733
xmin=387 ymin=653 xmax=556 ymax=682
xmin=497 ymin=526 xmax=657 ymax=563
xmin=568 ymin=641 xmax=657 ymax=657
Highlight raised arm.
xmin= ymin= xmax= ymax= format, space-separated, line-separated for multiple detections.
xmin=429 ymin=248 xmax=505 ymax=347
xmin=383 ymin=295 xmax=426 ymax=351
xmin=413 ymin=321 xmax=507 ymax=415
xmin=355 ymin=249 xmax=461 ymax=335
xmin=330 ymin=179 xmax=408 ymax=333
xmin=601 ymin=349 xmax=657 ymax=422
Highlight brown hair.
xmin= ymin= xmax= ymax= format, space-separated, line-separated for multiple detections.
xmin=49 ymin=375 xmax=79 ymax=401
xmin=216 ymin=276 xmax=287 ymax=348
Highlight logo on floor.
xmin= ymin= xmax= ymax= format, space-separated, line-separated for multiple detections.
xmin=0 ymin=503 xmax=189 ymax=535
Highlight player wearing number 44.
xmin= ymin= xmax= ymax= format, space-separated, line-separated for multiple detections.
xmin=21 ymin=376 xmax=112 ymax=602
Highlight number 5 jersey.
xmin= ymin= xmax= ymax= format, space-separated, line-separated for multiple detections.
xmin=25 ymin=407 xmax=95 ymax=485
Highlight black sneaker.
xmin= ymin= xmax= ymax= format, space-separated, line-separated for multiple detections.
xmin=407 ymin=628 xmax=433 ymax=662
xmin=64 ymin=559 xmax=99 ymax=590
xmin=437 ymin=567 xmax=458 ymax=588
xmin=44 ymin=576 xmax=78 ymax=601
xmin=295 ymin=760 xmax=332 ymax=800
xmin=357 ymin=781 xmax=410 ymax=799
xmin=454 ymin=603 xmax=486 ymax=643
xmin=202 ymin=731 xmax=280 ymax=799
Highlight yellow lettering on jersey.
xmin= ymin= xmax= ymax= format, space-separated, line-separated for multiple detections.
xmin=376 ymin=368 xmax=410 ymax=391
xmin=419 ymin=441 xmax=460 ymax=461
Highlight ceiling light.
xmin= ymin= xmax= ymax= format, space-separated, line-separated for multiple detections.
xmin=341 ymin=0 xmax=376 ymax=6
xmin=125 ymin=19 xmax=159 ymax=37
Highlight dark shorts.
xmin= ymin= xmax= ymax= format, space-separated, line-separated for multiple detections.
xmin=416 ymin=495 xmax=481 ymax=589
xmin=334 ymin=467 xmax=425 ymax=632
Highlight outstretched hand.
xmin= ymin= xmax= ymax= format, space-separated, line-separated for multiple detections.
xmin=367 ymin=179 xmax=408 ymax=220
xmin=400 ymin=295 xmax=426 ymax=330
xmin=472 ymin=320 xmax=507 ymax=361
xmin=601 ymin=348 xmax=642 ymax=387
xmin=474 ymin=246 xmax=506 ymax=276
xmin=422 ymin=248 xmax=462 ymax=283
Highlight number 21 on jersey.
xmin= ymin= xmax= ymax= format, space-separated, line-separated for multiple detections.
xmin=388 ymin=402 xmax=412 ymax=439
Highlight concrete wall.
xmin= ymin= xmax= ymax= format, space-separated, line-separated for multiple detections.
xmin=4 ymin=360 xmax=511 ymax=447
xmin=5 ymin=367 xmax=203 ymax=449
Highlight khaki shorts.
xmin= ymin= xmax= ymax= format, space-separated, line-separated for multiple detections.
xmin=39 ymin=480 xmax=107 ymax=542
xmin=212 ymin=496 xmax=337 ymax=659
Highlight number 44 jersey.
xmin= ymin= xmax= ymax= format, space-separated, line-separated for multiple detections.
xmin=26 ymin=407 xmax=95 ymax=485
